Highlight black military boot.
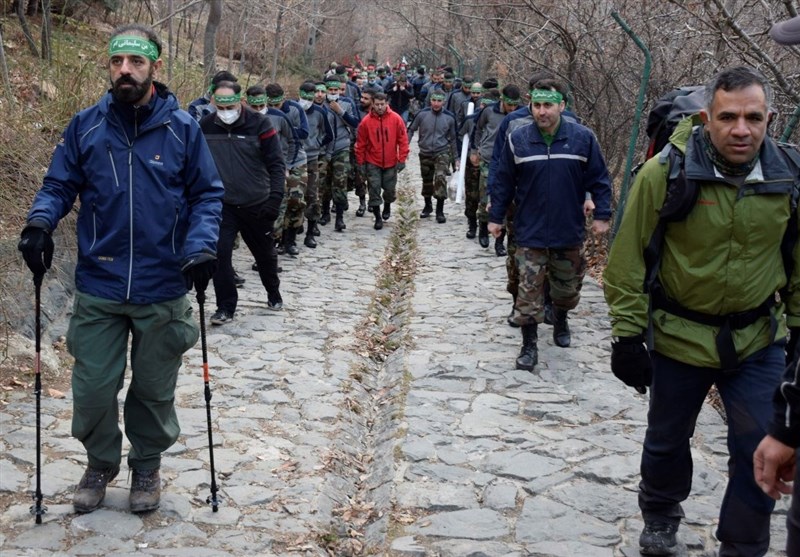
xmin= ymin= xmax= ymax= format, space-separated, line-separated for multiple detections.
xmin=284 ymin=227 xmax=299 ymax=256
xmin=334 ymin=204 xmax=346 ymax=232
xmin=275 ymin=235 xmax=285 ymax=255
xmin=553 ymin=308 xmax=571 ymax=347
xmin=373 ymin=206 xmax=383 ymax=230
xmin=543 ymin=283 xmax=554 ymax=325
xmin=319 ymin=199 xmax=331 ymax=225
xmin=435 ymin=198 xmax=446 ymax=223
xmin=478 ymin=222 xmax=490 ymax=248
xmin=356 ymin=195 xmax=367 ymax=217
xmin=304 ymin=220 xmax=317 ymax=248
xmin=495 ymin=229 xmax=507 ymax=256
xmin=515 ymin=323 xmax=538 ymax=371
xmin=382 ymin=202 xmax=391 ymax=221
xmin=420 ymin=196 xmax=433 ymax=218
xmin=507 ymin=293 xmax=519 ymax=328
xmin=466 ymin=216 xmax=477 ymax=239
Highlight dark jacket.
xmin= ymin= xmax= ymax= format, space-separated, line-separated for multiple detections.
xmin=200 ymin=107 xmax=284 ymax=213
xmin=27 ymin=83 xmax=224 ymax=304
xmin=490 ymin=117 xmax=612 ymax=248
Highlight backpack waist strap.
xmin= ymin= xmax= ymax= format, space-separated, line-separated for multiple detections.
xmin=651 ymin=284 xmax=777 ymax=371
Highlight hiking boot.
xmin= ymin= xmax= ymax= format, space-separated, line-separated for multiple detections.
xmin=382 ymin=202 xmax=391 ymax=221
xmin=210 ymin=310 xmax=234 ymax=326
xmin=313 ymin=222 xmax=321 ymax=236
xmin=73 ymin=466 xmax=119 ymax=513
xmin=319 ymin=200 xmax=331 ymax=225
xmin=515 ymin=324 xmax=538 ymax=371
xmin=283 ymin=227 xmax=299 ymax=257
xmin=420 ymin=196 xmax=433 ymax=218
xmin=304 ymin=220 xmax=317 ymax=249
xmin=466 ymin=216 xmax=477 ymax=239
xmin=435 ymin=198 xmax=446 ymax=223
xmin=495 ymin=230 xmax=507 ymax=256
xmin=129 ymin=467 xmax=161 ymax=513
xmin=267 ymin=297 xmax=283 ymax=311
xmin=478 ymin=222 xmax=490 ymax=248
xmin=233 ymin=271 xmax=246 ymax=288
xmin=373 ymin=206 xmax=383 ymax=230
xmin=639 ymin=521 xmax=678 ymax=555
xmin=553 ymin=308 xmax=571 ymax=347
xmin=355 ymin=196 xmax=366 ymax=217
xmin=334 ymin=205 xmax=346 ymax=232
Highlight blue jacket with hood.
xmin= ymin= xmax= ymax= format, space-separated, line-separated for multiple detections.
xmin=26 ymin=82 xmax=224 ymax=304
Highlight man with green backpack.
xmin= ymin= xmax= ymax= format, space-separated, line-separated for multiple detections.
xmin=605 ymin=66 xmax=800 ymax=556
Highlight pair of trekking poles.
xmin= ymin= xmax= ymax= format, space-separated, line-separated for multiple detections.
xmin=27 ymin=278 xmax=220 ymax=523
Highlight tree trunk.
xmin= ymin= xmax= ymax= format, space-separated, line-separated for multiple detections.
xmin=270 ymin=3 xmax=284 ymax=82
xmin=0 ymin=23 xmax=16 ymax=109
xmin=41 ymin=0 xmax=52 ymax=63
xmin=203 ymin=0 xmax=222 ymax=83
xmin=167 ymin=0 xmax=174 ymax=82
xmin=17 ymin=0 xmax=40 ymax=58
xmin=303 ymin=0 xmax=320 ymax=66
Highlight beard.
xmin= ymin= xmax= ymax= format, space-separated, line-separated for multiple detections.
xmin=111 ymin=73 xmax=152 ymax=104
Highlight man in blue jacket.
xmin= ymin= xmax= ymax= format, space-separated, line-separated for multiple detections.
xmin=17 ymin=23 xmax=224 ymax=514
xmin=489 ymin=78 xmax=611 ymax=371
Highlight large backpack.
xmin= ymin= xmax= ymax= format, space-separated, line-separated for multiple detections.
xmin=644 ymin=86 xmax=705 ymax=160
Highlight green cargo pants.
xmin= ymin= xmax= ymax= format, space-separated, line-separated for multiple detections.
xmin=67 ymin=291 xmax=198 ymax=470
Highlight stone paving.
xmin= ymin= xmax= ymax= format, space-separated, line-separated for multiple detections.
xmin=0 ymin=144 xmax=793 ymax=556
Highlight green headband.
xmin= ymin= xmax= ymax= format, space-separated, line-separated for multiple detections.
xmin=300 ymin=90 xmax=316 ymax=100
xmin=315 ymin=84 xmax=327 ymax=92
xmin=530 ymin=89 xmax=563 ymax=104
xmin=326 ymin=81 xmax=342 ymax=89
xmin=247 ymin=94 xmax=267 ymax=105
xmin=502 ymin=95 xmax=520 ymax=105
xmin=214 ymin=92 xmax=241 ymax=104
xmin=109 ymin=36 xmax=159 ymax=62
xmin=267 ymin=95 xmax=284 ymax=105
xmin=430 ymin=92 xmax=446 ymax=101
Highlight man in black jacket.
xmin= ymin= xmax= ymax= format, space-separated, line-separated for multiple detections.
xmin=754 ymin=14 xmax=800 ymax=556
xmin=200 ymin=81 xmax=285 ymax=323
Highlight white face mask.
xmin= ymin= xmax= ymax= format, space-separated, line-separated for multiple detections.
xmin=217 ymin=107 xmax=240 ymax=125
xmin=326 ymin=93 xmax=339 ymax=102
xmin=258 ymin=107 xmax=268 ymax=115
xmin=298 ymin=99 xmax=313 ymax=110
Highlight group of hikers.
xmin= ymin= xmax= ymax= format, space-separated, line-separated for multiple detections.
xmin=13 ymin=15 xmax=800 ymax=557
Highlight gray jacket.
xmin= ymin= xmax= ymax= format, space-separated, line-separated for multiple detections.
xmin=473 ymin=102 xmax=508 ymax=163
xmin=407 ymin=107 xmax=457 ymax=159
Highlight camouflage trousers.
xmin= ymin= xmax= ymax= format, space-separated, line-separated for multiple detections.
xmin=274 ymin=165 xmax=308 ymax=236
xmin=365 ymin=164 xmax=398 ymax=208
xmin=511 ymin=245 xmax=585 ymax=326
xmin=505 ymin=204 xmax=517 ymax=296
xmin=419 ymin=151 xmax=451 ymax=199
xmin=477 ymin=161 xmax=490 ymax=223
xmin=348 ymin=145 xmax=367 ymax=197
xmin=463 ymin=159 xmax=480 ymax=219
xmin=305 ymin=158 xmax=320 ymax=221
xmin=319 ymin=150 xmax=351 ymax=210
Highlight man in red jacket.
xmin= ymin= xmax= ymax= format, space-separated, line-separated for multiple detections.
xmin=355 ymin=92 xmax=410 ymax=230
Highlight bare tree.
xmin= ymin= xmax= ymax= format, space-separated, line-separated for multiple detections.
xmin=17 ymin=0 xmax=40 ymax=58
xmin=203 ymin=0 xmax=222 ymax=82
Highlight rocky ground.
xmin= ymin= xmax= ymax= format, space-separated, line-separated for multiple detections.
xmin=0 ymin=146 xmax=792 ymax=556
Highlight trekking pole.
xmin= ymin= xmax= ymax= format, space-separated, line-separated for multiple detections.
xmin=196 ymin=291 xmax=220 ymax=512
xmin=30 ymin=273 xmax=46 ymax=524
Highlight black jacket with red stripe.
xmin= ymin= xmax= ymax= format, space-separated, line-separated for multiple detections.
xmin=200 ymin=107 xmax=285 ymax=209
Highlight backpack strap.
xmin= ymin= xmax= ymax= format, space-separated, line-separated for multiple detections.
xmin=778 ymin=143 xmax=800 ymax=299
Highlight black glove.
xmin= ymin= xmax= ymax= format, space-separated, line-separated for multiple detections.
xmin=181 ymin=253 xmax=217 ymax=293
xmin=397 ymin=162 xmax=406 ymax=173
xmin=610 ymin=334 xmax=652 ymax=394
xmin=260 ymin=198 xmax=281 ymax=224
xmin=787 ymin=327 xmax=800 ymax=366
xmin=18 ymin=224 xmax=54 ymax=279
